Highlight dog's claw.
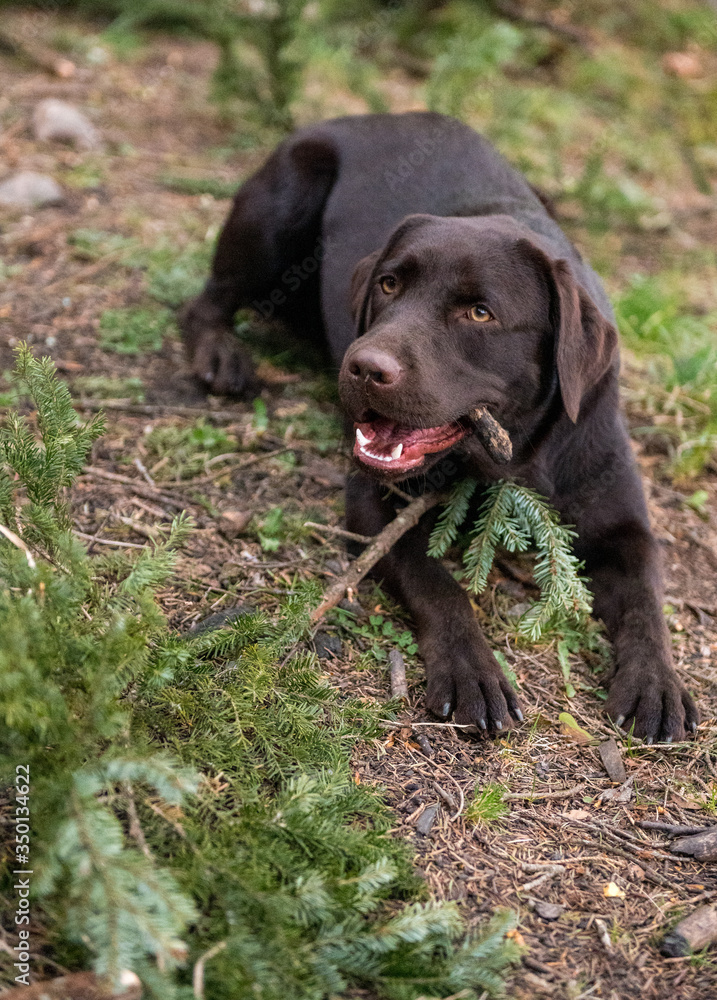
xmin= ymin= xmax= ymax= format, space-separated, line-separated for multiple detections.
xmin=646 ymin=736 xmax=654 ymax=745
xmin=515 ymin=708 xmax=524 ymax=723
xmin=615 ymin=715 xmax=625 ymax=729
xmin=479 ymin=718 xmax=487 ymax=730
xmin=692 ymin=721 xmax=698 ymax=733
xmin=442 ymin=702 xmax=451 ymax=718
xmin=495 ymin=720 xmax=503 ymax=730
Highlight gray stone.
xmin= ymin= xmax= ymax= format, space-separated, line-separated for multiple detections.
xmin=0 ymin=171 xmax=64 ymax=209
xmin=415 ymin=802 xmax=439 ymax=836
xmin=33 ymin=99 xmax=101 ymax=150
xmin=189 ymin=605 xmax=253 ymax=636
xmin=313 ymin=632 xmax=342 ymax=659
xmin=534 ymin=901 xmax=564 ymax=921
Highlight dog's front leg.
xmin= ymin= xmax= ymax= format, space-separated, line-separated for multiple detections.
xmin=576 ymin=514 xmax=699 ymax=743
xmin=345 ymin=474 xmax=522 ymax=731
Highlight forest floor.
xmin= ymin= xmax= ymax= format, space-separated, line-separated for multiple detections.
xmin=2 ymin=9 xmax=717 ymax=1000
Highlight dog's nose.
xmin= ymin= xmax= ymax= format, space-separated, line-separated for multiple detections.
xmin=347 ymin=348 xmax=402 ymax=386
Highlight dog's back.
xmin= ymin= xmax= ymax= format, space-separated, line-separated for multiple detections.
xmin=285 ymin=113 xmax=609 ymax=356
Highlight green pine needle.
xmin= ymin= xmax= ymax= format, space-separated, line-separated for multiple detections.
xmin=430 ymin=479 xmax=592 ymax=640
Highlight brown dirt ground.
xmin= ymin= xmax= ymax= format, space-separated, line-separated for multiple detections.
xmin=2 ymin=15 xmax=717 ymax=1000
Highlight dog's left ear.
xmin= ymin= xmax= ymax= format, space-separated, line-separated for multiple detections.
xmin=350 ymin=250 xmax=381 ymax=334
xmin=519 ymin=240 xmax=618 ymax=423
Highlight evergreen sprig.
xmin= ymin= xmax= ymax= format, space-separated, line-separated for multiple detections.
xmin=430 ymin=478 xmax=592 ymax=640
xmin=0 ymin=351 xmax=520 ymax=997
xmin=0 ymin=344 xmax=104 ymax=552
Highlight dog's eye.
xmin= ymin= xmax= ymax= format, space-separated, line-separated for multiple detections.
xmin=468 ymin=305 xmax=493 ymax=323
xmin=379 ymin=275 xmax=397 ymax=294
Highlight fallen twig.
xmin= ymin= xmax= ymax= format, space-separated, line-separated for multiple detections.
xmin=74 ymin=530 xmax=145 ymax=549
xmin=304 ymin=521 xmax=373 ymax=545
xmin=594 ymin=917 xmax=612 ymax=953
xmin=389 ymin=648 xmax=409 ymax=702
xmin=432 ymin=780 xmax=457 ymax=812
xmin=504 ymin=784 xmax=583 ymax=801
xmin=638 ymin=820 xmax=710 ymax=838
xmin=81 ymin=466 xmax=191 ymax=509
xmin=0 ymin=25 xmax=76 ymax=77
xmin=77 ymin=400 xmax=243 ymax=423
xmin=521 ymin=865 xmax=565 ymax=892
xmin=309 ymin=491 xmax=444 ymax=623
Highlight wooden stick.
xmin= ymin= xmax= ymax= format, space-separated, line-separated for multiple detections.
xmin=389 ymin=649 xmax=409 ymax=702
xmin=304 ymin=521 xmax=373 ymax=545
xmin=469 ymin=405 xmax=512 ymax=464
xmin=309 ymin=491 xmax=443 ymax=623
xmin=80 ymin=466 xmax=192 ymax=509
xmin=638 ymin=820 xmax=709 ymax=838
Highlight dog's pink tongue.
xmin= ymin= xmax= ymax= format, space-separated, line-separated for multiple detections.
xmin=353 ymin=418 xmax=469 ymax=472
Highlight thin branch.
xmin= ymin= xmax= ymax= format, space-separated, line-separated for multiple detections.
xmin=74 ymin=530 xmax=146 ymax=550
xmin=309 ymin=491 xmax=444 ymax=623
xmin=389 ymin=649 xmax=409 ymax=702
xmin=304 ymin=521 xmax=373 ymax=545
xmin=193 ymin=940 xmax=227 ymax=999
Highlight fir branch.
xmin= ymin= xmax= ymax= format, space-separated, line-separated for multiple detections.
xmin=433 ymin=480 xmax=592 ymax=640
xmin=427 ymin=476 xmax=477 ymax=558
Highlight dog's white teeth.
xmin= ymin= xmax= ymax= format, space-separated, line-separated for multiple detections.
xmin=391 ymin=443 xmax=403 ymax=460
xmin=356 ymin=428 xmax=371 ymax=447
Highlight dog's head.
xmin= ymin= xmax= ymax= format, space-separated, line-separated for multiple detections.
xmin=338 ymin=214 xmax=617 ymax=480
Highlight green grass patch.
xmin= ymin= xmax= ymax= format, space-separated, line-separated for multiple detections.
xmin=144 ymin=419 xmax=236 ymax=479
xmin=159 ymin=174 xmax=239 ymax=199
xmin=72 ymin=374 xmax=145 ymax=401
xmin=616 ymin=273 xmax=717 ymax=477
xmin=466 ymin=784 xmax=509 ymax=827
xmin=99 ymin=306 xmax=174 ymax=355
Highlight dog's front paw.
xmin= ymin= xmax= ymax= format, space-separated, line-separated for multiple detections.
xmin=607 ymin=666 xmax=698 ymax=743
xmin=178 ymin=299 xmax=258 ymax=397
xmin=423 ymin=633 xmax=522 ymax=733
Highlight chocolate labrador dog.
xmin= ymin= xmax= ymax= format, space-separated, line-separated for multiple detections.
xmin=180 ymin=111 xmax=698 ymax=743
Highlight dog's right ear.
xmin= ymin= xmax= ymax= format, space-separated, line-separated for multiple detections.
xmin=350 ymin=250 xmax=381 ymax=334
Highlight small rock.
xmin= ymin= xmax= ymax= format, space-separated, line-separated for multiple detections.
xmin=218 ymin=510 xmax=252 ymax=540
xmin=338 ymin=597 xmax=366 ymax=618
xmin=313 ymin=632 xmax=342 ymax=659
xmin=598 ymin=738 xmax=627 ymax=783
xmin=189 ymin=605 xmax=253 ymax=636
xmin=671 ymin=827 xmax=717 ymax=862
xmin=324 ymin=558 xmax=345 ymax=575
xmin=0 ymin=171 xmax=64 ymax=209
xmin=534 ymin=900 xmax=564 ymax=921
xmin=661 ymin=904 xmax=717 ymax=957
xmin=415 ymin=802 xmax=439 ymax=836
xmin=33 ymin=99 xmax=101 ymax=150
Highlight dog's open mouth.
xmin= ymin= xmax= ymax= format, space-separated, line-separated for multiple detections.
xmin=353 ymin=418 xmax=468 ymax=474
